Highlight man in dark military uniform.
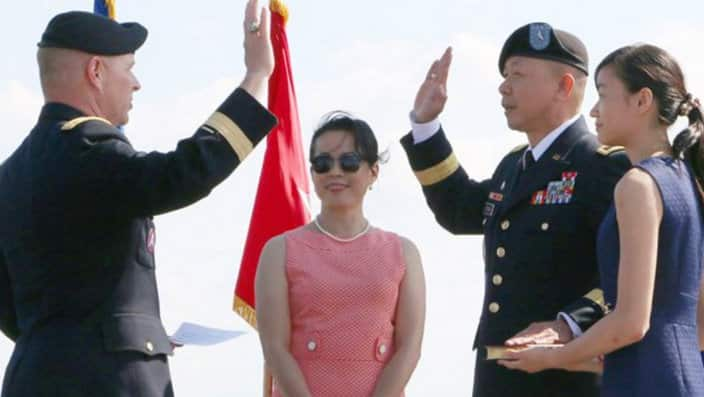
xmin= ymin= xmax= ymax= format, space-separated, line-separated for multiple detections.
xmin=0 ymin=2 xmax=276 ymax=396
xmin=401 ymin=23 xmax=630 ymax=396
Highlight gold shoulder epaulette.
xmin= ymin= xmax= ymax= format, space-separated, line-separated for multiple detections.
xmin=596 ymin=145 xmax=624 ymax=156
xmin=509 ymin=143 xmax=529 ymax=154
xmin=60 ymin=116 xmax=112 ymax=132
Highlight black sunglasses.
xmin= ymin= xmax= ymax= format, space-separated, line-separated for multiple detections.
xmin=310 ymin=152 xmax=363 ymax=174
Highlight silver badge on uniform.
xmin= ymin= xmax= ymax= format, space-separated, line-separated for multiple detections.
xmin=529 ymin=23 xmax=551 ymax=51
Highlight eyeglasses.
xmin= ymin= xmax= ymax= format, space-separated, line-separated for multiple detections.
xmin=310 ymin=152 xmax=363 ymax=174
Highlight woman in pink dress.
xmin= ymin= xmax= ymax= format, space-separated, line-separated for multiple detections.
xmin=256 ymin=112 xmax=426 ymax=397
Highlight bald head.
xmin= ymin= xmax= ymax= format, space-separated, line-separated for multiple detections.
xmin=37 ymin=47 xmax=140 ymax=126
xmin=37 ymin=47 xmax=93 ymax=98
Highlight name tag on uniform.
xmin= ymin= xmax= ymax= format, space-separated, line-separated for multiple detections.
xmin=531 ymin=171 xmax=578 ymax=205
xmin=483 ymin=202 xmax=496 ymax=217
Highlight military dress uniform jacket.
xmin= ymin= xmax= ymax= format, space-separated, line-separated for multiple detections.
xmin=0 ymin=88 xmax=276 ymax=397
xmin=401 ymin=117 xmax=630 ymax=397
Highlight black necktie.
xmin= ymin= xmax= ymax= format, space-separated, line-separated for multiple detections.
xmin=514 ymin=149 xmax=534 ymax=187
xmin=522 ymin=150 xmax=535 ymax=171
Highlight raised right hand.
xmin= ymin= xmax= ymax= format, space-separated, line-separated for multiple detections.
xmin=240 ymin=0 xmax=273 ymax=103
xmin=243 ymin=0 xmax=274 ymax=81
xmin=413 ymin=47 xmax=452 ymax=123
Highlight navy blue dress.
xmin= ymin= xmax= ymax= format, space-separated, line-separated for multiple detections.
xmin=597 ymin=156 xmax=704 ymax=397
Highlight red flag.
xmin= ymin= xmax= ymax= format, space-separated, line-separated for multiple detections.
xmin=233 ymin=0 xmax=310 ymax=329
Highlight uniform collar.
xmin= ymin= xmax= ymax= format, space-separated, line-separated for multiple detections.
xmin=527 ymin=113 xmax=581 ymax=161
xmin=38 ymin=102 xmax=86 ymax=122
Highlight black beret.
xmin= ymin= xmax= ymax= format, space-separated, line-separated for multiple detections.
xmin=38 ymin=11 xmax=147 ymax=55
xmin=498 ymin=22 xmax=588 ymax=76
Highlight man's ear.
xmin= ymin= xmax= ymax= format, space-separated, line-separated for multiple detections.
xmin=557 ymin=73 xmax=576 ymax=101
xmin=86 ymin=56 xmax=104 ymax=91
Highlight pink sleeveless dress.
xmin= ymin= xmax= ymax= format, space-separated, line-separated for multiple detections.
xmin=271 ymin=225 xmax=407 ymax=397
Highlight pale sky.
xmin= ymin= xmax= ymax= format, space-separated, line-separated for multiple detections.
xmin=2 ymin=0 xmax=704 ymax=395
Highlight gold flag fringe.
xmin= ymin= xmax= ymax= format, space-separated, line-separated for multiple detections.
xmin=233 ymin=296 xmax=258 ymax=330
xmin=269 ymin=0 xmax=289 ymax=24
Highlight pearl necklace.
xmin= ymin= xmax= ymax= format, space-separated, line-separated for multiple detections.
xmin=313 ymin=216 xmax=371 ymax=242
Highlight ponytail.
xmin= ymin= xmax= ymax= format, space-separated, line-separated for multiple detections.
xmin=673 ymin=94 xmax=704 ymax=189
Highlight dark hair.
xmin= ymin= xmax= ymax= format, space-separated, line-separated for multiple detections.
xmin=310 ymin=111 xmax=380 ymax=164
xmin=595 ymin=44 xmax=704 ymax=186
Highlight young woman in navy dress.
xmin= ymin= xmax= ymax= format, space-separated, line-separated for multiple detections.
xmin=500 ymin=44 xmax=704 ymax=397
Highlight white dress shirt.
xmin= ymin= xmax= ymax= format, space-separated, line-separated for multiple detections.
xmin=524 ymin=114 xmax=581 ymax=162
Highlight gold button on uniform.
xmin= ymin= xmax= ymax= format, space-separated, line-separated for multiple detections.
xmin=500 ymin=220 xmax=510 ymax=230
xmin=492 ymin=274 xmax=503 ymax=286
xmin=145 ymin=341 xmax=154 ymax=352
xmin=307 ymin=341 xmax=317 ymax=351
xmin=496 ymin=247 xmax=506 ymax=258
xmin=489 ymin=302 xmax=500 ymax=313
xmin=541 ymin=222 xmax=550 ymax=231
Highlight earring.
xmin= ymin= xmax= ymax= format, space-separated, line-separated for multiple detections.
xmin=368 ymin=184 xmax=373 ymax=191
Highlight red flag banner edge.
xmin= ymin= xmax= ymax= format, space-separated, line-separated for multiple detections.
xmin=232 ymin=0 xmax=310 ymax=329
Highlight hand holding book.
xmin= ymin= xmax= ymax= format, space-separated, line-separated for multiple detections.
xmin=488 ymin=344 xmax=603 ymax=374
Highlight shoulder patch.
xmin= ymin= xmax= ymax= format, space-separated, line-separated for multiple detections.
xmin=60 ymin=116 xmax=112 ymax=132
xmin=509 ymin=143 xmax=529 ymax=154
xmin=596 ymin=145 xmax=625 ymax=156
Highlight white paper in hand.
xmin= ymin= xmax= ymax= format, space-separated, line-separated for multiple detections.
xmin=169 ymin=322 xmax=246 ymax=346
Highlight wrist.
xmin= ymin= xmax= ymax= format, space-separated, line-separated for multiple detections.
xmin=412 ymin=109 xmax=435 ymax=124
xmin=546 ymin=346 xmax=564 ymax=369
xmin=239 ymin=73 xmax=269 ymax=105
xmin=243 ymin=71 xmax=270 ymax=84
xmin=555 ymin=318 xmax=574 ymax=341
